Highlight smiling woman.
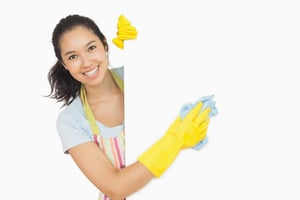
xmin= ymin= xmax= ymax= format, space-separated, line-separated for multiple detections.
xmin=60 ymin=27 xmax=110 ymax=89
xmin=47 ymin=14 xmax=214 ymax=200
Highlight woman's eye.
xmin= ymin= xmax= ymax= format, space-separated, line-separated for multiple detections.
xmin=68 ymin=55 xmax=77 ymax=60
xmin=88 ymin=45 xmax=96 ymax=51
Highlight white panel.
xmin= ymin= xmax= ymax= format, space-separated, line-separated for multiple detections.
xmin=1 ymin=1 xmax=299 ymax=200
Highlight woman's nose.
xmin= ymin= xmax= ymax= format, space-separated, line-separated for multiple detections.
xmin=81 ymin=53 xmax=92 ymax=68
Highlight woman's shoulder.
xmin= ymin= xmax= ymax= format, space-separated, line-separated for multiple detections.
xmin=57 ymin=96 xmax=83 ymax=123
xmin=55 ymin=96 xmax=93 ymax=153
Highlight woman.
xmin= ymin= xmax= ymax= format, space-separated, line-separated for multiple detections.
xmin=48 ymin=14 xmax=212 ymax=200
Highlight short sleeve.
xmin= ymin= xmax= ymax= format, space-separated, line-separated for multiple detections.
xmin=56 ymin=104 xmax=93 ymax=154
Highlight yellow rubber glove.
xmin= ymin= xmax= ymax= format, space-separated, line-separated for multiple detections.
xmin=112 ymin=15 xmax=138 ymax=49
xmin=138 ymin=102 xmax=211 ymax=177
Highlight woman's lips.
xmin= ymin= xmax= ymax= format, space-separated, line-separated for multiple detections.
xmin=84 ymin=66 xmax=99 ymax=77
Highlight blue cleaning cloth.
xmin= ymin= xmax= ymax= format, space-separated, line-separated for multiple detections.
xmin=179 ymin=95 xmax=218 ymax=150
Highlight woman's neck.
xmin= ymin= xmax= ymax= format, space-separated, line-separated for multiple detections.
xmin=84 ymin=70 xmax=121 ymax=104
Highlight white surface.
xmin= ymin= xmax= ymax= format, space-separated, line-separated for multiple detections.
xmin=0 ymin=0 xmax=299 ymax=199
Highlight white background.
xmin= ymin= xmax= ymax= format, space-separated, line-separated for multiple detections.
xmin=0 ymin=0 xmax=299 ymax=199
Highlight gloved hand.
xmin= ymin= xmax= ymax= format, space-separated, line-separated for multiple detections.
xmin=180 ymin=95 xmax=218 ymax=150
xmin=112 ymin=14 xmax=138 ymax=49
xmin=138 ymin=102 xmax=211 ymax=177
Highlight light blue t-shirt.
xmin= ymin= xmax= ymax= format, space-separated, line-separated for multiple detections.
xmin=56 ymin=66 xmax=124 ymax=153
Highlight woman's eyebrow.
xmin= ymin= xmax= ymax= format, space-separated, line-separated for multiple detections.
xmin=64 ymin=40 xmax=97 ymax=57
xmin=85 ymin=40 xmax=96 ymax=47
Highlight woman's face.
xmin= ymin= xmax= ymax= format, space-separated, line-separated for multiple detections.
xmin=60 ymin=26 xmax=108 ymax=87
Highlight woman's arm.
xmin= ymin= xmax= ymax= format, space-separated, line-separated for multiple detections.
xmin=69 ymin=141 xmax=154 ymax=200
xmin=69 ymin=102 xmax=212 ymax=200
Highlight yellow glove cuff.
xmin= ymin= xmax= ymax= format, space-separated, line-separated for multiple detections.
xmin=138 ymin=133 xmax=181 ymax=177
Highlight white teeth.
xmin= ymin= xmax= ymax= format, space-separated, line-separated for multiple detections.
xmin=84 ymin=66 xmax=99 ymax=76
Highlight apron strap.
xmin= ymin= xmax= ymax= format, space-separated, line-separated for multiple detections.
xmin=111 ymin=69 xmax=124 ymax=92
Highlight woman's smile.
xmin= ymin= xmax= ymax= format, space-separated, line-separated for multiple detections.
xmin=84 ymin=65 xmax=100 ymax=77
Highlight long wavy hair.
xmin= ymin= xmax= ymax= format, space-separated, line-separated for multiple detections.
xmin=47 ymin=14 xmax=108 ymax=107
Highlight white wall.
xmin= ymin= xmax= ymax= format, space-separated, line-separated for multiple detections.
xmin=1 ymin=0 xmax=299 ymax=199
